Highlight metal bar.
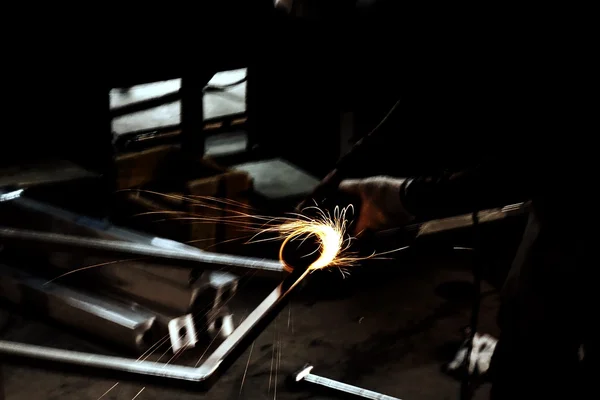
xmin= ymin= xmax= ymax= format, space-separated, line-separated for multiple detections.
xmin=375 ymin=202 xmax=531 ymax=238
xmin=293 ymin=364 xmax=402 ymax=400
xmin=0 ymin=227 xmax=285 ymax=276
xmin=87 ymin=262 xmax=206 ymax=314
xmin=0 ymin=264 xmax=156 ymax=353
xmin=415 ymin=202 xmax=530 ymax=237
xmin=0 ymin=264 xmax=308 ymax=384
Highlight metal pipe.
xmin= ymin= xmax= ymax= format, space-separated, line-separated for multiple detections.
xmin=0 ymin=263 xmax=309 ymax=383
xmin=0 ymin=227 xmax=286 ymax=276
xmin=0 ymin=264 xmax=156 ymax=353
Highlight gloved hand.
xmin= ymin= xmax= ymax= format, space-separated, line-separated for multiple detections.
xmin=338 ymin=176 xmax=414 ymax=235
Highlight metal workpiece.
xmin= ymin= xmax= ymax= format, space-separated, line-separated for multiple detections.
xmin=0 ymin=227 xmax=286 ymax=277
xmin=414 ymin=202 xmax=530 ymax=237
xmin=205 ymin=306 xmax=235 ymax=340
xmin=291 ymin=364 xmax=402 ymax=400
xmin=165 ymin=314 xmax=198 ymax=353
xmin=45 ymin=255 xmax=237 ymax=333
xmin=0 ymin=193 xmax=285 ymax=278
xmin=0 ymin=264 xmax=311 ymax=385
xmin=0 ymin=264 xmax=156 ymax=352
xmin=43 ymin=251 xmax=206 ymax=316
xmin=373 ymin=202 xmax=531 ymax=240
xmin=90 ymin=262 xmax=204 ymax=314
xmin=0 ymin=264 xmax=198 ymax=354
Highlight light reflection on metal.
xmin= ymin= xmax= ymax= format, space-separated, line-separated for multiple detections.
xmin=0 ymin=264 xmax=309 ymax=385
xmin=0 ymin=189 xmax=23 ymax=202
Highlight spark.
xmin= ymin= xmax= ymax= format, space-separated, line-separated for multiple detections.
xmin=274 ymin=331 xmax=282 ymax=400
xmin=194 ymin=326 xmax=223 ymax=367
xmin=126 ymin=190 xmax=406 ymax=276
xmin=131 ymin=387 xmax=145 ymax=399
xmin=97 ymin=382 xmax=119 ymax=399
xmin=239 ymin=341 xmax=255 ymax=397
xmin=268 ymin=319 xmax=276 ymax=397
xmin=256 ymin=204 xmax=387 ymax=274
xmin=44 ymin=258 xmax=141 ymax=285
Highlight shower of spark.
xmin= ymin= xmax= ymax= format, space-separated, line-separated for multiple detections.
xmin=68 ymin=190 xmax=410 ymax=400
xmin=273 ymin=205 xmax=357 ymax=273
xmin=124 ymin=190 xmax=366 ymax=275
xmin=125 ymin=190 xmax=405 ymax=276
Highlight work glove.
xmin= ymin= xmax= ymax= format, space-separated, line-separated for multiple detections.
xmin=337 ymin=176 xmax=414 ymax=236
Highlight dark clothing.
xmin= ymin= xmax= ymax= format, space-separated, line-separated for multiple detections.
xmin=285 ymin=1 xmax=593 ymax=398
xmin=399 ymin=145 xmax=592 ymax=398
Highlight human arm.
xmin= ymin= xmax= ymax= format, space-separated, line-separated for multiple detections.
xmin=338 ymin=152 xmax=534 ymax=234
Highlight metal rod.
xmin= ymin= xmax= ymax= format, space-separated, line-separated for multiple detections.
xmin=293 ymin=364 xmax=402 ymax=400
xmin=0 ymin=264 xmax=309 ymax=384
xmin=0 ymin=227 xmax=285 ymax=276
xmin=375 ymin=202 xmax=531 ymax=238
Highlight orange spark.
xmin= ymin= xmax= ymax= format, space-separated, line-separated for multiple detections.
xmin=273 ymin=205 xmax=360 ymax=274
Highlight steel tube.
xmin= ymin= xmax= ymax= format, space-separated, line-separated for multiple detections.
xmin=0 ymin=227 xmax=285 ymax=276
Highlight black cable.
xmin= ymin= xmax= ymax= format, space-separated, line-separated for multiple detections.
xmin=460 ymin=210 xmax=483 ymax=400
